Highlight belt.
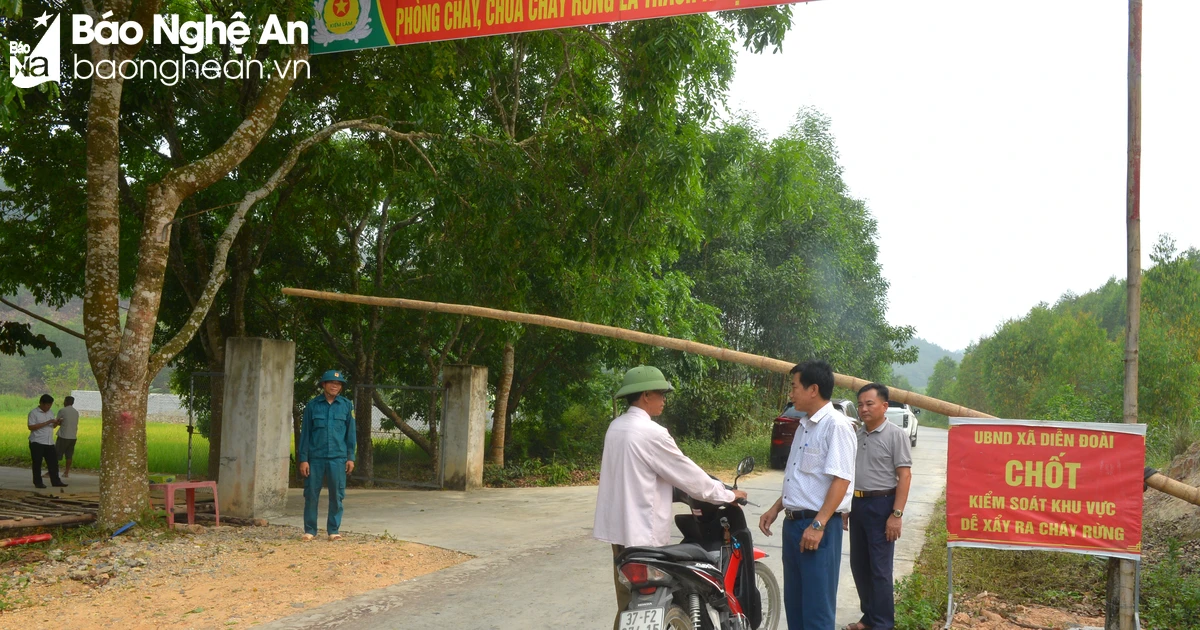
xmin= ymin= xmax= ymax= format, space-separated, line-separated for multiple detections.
xmin=853 ymin=488 xmax=896 ymax=498
xmin=784 ymin=509 xmax=819 ymax=520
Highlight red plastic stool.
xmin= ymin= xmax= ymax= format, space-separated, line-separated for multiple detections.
xmin=150 ymin=480 xmax=220 ymax=528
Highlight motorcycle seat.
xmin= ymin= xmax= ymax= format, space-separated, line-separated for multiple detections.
xmin=621 ymin=543 xmax=718 ymax=564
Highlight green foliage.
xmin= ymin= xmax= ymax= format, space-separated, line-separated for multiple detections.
xmin=894 ymin=573 xmax=944 ymax=630
xmin=483 ymin=458 xmax=591 ymax=487
xmin=507 ymin=402 xmax=610 ymax=465
xmin=0 ymin=321 xmax=60 ymax=358
xmin=677 ymin=429 xmax=771 ymax=472
xmin=0 ymin=394 xmax=35 ymax=415
xmin=40 ymin=361 xmax=96 ymax=399
xmin=664 ymin=379 xmax=760 ymax=442
xmin=1142 ymin=538 xmax=1200 ymax=630
xmin=939 ymin=235 xmax=1200 ymax=464
xmin=0 ymin=0 xmax=910 ymax=477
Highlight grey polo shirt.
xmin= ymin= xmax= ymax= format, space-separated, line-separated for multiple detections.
xmin=854 ymin=420 xmax=913 ymax=492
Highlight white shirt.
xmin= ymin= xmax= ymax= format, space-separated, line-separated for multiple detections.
xmin=782 ymin=401 xmax=857 ymax=514
xmin=27 ymin=408 xmax=55 ymax=445
xmin=56 ymin=406 xmax=80 ymax=440
xmin=593 ymin=406 xmax=736 ymax=547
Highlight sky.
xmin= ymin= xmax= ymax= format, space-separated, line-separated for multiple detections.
xmin=728 ymin=0 xmax=1200 ymax=351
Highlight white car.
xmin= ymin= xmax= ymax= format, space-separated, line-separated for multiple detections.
xmin=885 ymin=401 xmax=919 ymax=447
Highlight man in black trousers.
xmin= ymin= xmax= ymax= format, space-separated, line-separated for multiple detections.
xmin=844 ymin=383 xmax=911 ymax=630
xmin=27 ymin=394 xmax=67 ymax=489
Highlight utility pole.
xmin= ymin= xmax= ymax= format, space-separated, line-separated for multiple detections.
xmin=1107 ymin=1 xmax=1141 ymax=629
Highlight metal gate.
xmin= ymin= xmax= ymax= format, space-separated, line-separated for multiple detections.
xmin=352 ymin=384 xmax=447 ymax=488
xmin=186 ymin=371 xmax=224 ymax=481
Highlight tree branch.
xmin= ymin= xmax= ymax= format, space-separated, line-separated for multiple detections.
xmin=148 ymin=119 xmax=442 ymax=374
xmin=371 ymin=389 xmax=434 ymax=455
xmin=0 ymin=297 xmax=85 ymax=340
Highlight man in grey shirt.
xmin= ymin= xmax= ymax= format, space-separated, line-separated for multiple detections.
xmin=55 ymin=396 xmax=80 ymax=478
xmin=844 ymin=383 xmax=911 ymax=630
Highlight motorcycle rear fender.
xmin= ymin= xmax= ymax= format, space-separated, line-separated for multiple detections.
xmin=753 ymin=548 xmax=767 ymax=560
xmin=624 ymin=556 xmax=724 ymax=597
xmin=625 ymin=586 xmax=675 ymax=613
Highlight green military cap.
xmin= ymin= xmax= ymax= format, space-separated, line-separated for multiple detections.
xmin=614 ymin=365 xmax=675 ymax=399
xmin=320 ymin=369 xmax=348 ymax=384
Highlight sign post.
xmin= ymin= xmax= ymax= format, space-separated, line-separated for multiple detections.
xmin=944 ymin=418 xmax=1147 ymax=627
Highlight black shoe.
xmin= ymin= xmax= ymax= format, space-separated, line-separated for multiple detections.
xmin=51 ymin=482 xmax=68 ymax=487
xmin=34 ymin=484 xmax=47 ymax=489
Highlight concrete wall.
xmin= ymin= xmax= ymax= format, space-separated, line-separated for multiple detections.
xmin=218 ymin=338 xmax=296 ymax=518
xmin=441 ymin=365 xmax=487 ymax=491
xmin=69 ymin=390 xmax=188 ymax=421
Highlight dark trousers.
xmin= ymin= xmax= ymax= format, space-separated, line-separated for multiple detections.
xmin=850 ymin=495 xmax=896 ymax=629
xmin=302 ymin=458 xmax=346 ymax=535
xmin=612 ymin=544 xmax=630 ymax=630
xmin=783 ymin=513 xmax=843 ymax=630
xmin=29 ymin=442 xmax=61 ymax=486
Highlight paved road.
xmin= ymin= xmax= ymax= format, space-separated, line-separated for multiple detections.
xmin=264 ymin=426 xmax=947 ymax=629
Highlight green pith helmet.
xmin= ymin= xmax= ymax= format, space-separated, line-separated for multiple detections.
xmin=320 ymin=369 xmax=348 ymax=384
xmin=614 ymin=365 xmax=675 ymax=399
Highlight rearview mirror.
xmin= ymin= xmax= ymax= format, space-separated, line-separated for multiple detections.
xmin=736 ymin=456 xmax=755 ymax=477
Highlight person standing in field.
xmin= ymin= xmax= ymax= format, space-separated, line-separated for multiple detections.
xmin=28 ymin=394 xmax=67 ymax=489
xmin=297 ymin=370 xmax=356 ymax=541
xmin=55 ymin=395 xmax=80 ymax=478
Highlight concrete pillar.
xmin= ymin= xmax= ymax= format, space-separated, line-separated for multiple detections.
xmin=441 ymin=364 xmax=487 ymax=491
xmin=218 ymin=337 xmax=296 ymax=518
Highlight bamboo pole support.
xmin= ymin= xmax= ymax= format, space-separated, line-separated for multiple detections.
xmin=281 ymin=287 xmax=994 ymax=419
xmin=1145 ymin=472 xmax=1200 ymax=507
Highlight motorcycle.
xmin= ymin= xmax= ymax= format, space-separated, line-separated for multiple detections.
xmin=615 ymin=456 xmax=781 ymax=630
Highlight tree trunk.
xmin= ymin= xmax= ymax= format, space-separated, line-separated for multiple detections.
xmin=489 ymin=342 xmax=515 ymax=466
xmin=353 ymin=379 xmax=374 ymax=486
xmin=98 ymin=380 xmax=151 ymax=521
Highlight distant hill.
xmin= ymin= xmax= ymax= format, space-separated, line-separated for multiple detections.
xmin=892 ymin=337 xmax=964 ymax=392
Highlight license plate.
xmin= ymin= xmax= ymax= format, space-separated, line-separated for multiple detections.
xmin=619 ymin=608 xmax=666 ymax=630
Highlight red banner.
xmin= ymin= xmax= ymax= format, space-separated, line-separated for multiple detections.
xmin=946 ymin=419 xmax=1146 ymax=559
xmin=311 ymin=0 xmax=812 ymax=53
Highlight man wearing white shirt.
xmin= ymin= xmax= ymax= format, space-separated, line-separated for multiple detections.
xmin=593 ymin=365 xmax=747 ymax=625
xmin=28 ymin=394 xmax=67 ymax=489
xmin=759 ymin=361 xmax=857 ymax=630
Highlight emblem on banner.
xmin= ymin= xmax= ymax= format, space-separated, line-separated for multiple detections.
xmin=313 ymin=0 xmax=374 ymax=44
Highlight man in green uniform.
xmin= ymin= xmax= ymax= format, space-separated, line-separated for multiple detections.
xmin=298 ymin=370 xmax=357 ymax=541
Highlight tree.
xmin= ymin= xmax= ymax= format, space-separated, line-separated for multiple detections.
xmin=950 ymin=234 xmax=1200 ymax=461
xmin=663 ymin=112 xmax=917 ymax=439
xmin=4 ymin=0 xmax=798 ymax=517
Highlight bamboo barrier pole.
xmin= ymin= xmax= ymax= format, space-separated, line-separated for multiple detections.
xmin=1145 ymin=472 xmax=1200 ymax=507
xmin=281 ymin=287 xmax=994 ymax=419
xmin=281 ymin=287 xmax=1200 ymax=508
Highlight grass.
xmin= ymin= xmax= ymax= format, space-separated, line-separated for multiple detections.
xmin=678 ymin=431 xmax=771 ymax=472
xmin=0 ymin=408 xmax=208 ymax=476
xmin=896 ymin=494 xmax=1112 ymax=629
